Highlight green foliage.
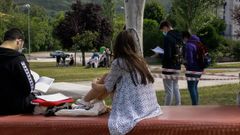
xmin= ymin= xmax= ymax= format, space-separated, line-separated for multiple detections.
xmin=197 ymin=23 xmax=227 ymax=63
xmin=103 ymin=0 xmax=115 ymax=48
xmin=0 ymin=0 xmax=16 ymax=13
xmin=103 ymin=0 xmax=115 ymax=24
xmin=143 ymin=19 xmax=163 ymax=57
xmin=72 ymin=31 xmax=99 ymax=52
xmin=72 ymin=31 xmax=99 ymax=66
xmin=211 ymin=17 xmax=226 ymax=34
xmin=0 ymin=0 xmax=60 ymax=51
xmin=144 ymin=0 xmax=164 ymax=23
xmin=197 ymin=25 xmax=223 ymax=50
xmin=228 ymin=40 xmax=240 ymax=60
xmin=54 ymin=1 xmax=112 ymax=50
xmin=112 ymin=15 xmax=125 ymax=45
xmin=171 ymin=0 xmax=224 ymax=33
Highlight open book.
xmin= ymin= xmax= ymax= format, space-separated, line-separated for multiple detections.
xmin=31 ymin=70 xmax=55 ymax=93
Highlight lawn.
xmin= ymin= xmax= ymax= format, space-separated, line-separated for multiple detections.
xmin=30 ymin=62 xmax=109 ymax=82
xmin=211 ymin=63 xmax=240 ymax=68
xmin=30 ymin=62 xmax=240 ymax=106
xmin=104 ymin=84 xmax=240 ymax=106
xmin=156 ymin=84 xmax=239 ymax=106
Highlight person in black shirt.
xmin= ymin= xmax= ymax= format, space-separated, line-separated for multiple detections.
xmin=0 ymin=28 xmax=36 ymax=115
xmin=159 ymin=21 xmax=182 ymax=106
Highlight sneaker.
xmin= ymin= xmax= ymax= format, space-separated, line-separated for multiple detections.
xmin=45 ymin=103 xmax=71 ymax=116
xmin=74 ymin=99 xmax=94 ymax=110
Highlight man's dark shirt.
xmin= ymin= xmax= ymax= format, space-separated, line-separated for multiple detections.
xmin=0 ymin=47 xmax=35 ymax=115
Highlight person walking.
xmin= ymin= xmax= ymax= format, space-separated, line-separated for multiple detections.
xmin=159 ymin=21 xmax=182 ymax=106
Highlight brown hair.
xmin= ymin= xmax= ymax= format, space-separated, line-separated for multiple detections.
xmin=113 ymin=30 xmax=154 ymax=86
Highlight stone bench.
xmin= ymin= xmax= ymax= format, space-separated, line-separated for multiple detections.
xmin=1 ymin=106 xmax=240 ymax=135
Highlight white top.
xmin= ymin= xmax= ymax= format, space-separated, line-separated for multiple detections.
xmin=105 ymin=58 xmax=162 ymax=135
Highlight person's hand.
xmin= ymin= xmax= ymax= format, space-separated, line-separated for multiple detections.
xmin=92 ymin=78 xmax=98 ymax=84
xmin=92 ymin=82 xmax=98 ymax=90
xmin=102 ymin=73 xmax=108 ymax=78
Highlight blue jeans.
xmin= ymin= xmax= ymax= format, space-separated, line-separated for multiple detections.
xmin=186 ymin=74 xmax=201 ymax=105
xmin=163 ymin=78 xmax=181 ymax=106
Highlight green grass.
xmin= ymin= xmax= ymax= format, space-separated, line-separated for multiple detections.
xmin=105 ymin=84 xmax=240 ymax=105
xmin=30 ymin=62 xmax=240 ymax=105
xmin=30 ymin=62 xmax=109 ymax=82
xmin=211 ymin=63 xmax=240 ymax=68
xmin=158 ymin=84 xmax=239 ymax=105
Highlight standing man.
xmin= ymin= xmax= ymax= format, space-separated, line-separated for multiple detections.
xmin=159 ymin=21 xmax=182 ymax=106
xmin=0 ymin=28 xmax=36 ymax=115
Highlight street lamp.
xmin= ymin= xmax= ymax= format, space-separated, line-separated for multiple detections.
xmin=24 ymin=4 xmax=31 ymax=59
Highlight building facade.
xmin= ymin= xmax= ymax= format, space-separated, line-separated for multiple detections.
xmin=219 ymin=0 xmax=240 ymax=39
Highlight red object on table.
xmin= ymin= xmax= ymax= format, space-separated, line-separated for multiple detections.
xmin=31 ymin=98 xmax=74 ymax=107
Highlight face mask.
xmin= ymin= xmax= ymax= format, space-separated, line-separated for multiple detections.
xmin=17 ymin=41 xmax=24 ymax=53
xmin=18 ymin=47 xmax=24 ymax=53
xmin=163 ymin=32 xmax=167 ymax=36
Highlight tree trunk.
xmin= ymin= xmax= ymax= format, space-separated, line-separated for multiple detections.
xmin=124 ymin=0 xmax=146 ymax=56
xmin=82 ymin=51 xmax=85 ymax=66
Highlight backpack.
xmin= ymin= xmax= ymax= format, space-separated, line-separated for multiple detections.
xmin=169 ymin=33 xmax=184 ymax=65
xmin=194 ymin=42 xmax=211 ymax=69
xmin=173 ymin=41 xmax=184 ymax=65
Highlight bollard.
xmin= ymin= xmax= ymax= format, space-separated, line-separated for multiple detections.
xmin=239 ymin=73 xmax=240 ymax=84
xmin=237 ymin=92 xmax=240 ymax=106
xmin=237 ymin=73 xmax=240 ymax=105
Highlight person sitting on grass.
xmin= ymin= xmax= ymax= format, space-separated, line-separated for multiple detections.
xmin=74 ymin=29 xmax=163 ymax=135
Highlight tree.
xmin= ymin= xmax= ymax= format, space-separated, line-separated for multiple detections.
xmin=143 ymin=19 xmax=163 ymax=57
xmin=0 ymin=0 xmax=16 ymax=14
xmin=72 ymin=31 xmax=99 ymax=66
xmin=232 ymin=5 xmax=240 ymax=37
xmin=124 ymin=0 xmax=146 ymax=56
xmin=112 ymin=15 xmax=125 ymax=44
xmin=0 ymin=0 xmax=57 ymax=52
xmin=54 ymin=0 xmax=112 ymax=50
xmin=103 ymin=0 xmax=115 ymax=49
xmin=171 ymin=0 xmax=224 ymax=33
xmin=197 ymin=25 xmax=223 ymax=51
xmin=144 ymin=0 xmax=164 ymax=23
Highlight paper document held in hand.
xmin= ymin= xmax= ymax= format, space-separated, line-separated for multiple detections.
xmin=31 ymin=70 xmax=55 ymax=93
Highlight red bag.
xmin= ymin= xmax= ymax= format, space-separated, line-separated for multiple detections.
xmin=32 ymin=98 xmax=74 ymax=107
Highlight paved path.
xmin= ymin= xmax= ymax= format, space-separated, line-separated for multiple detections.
xmin=76 ymin=70 xmax=240 ymax=91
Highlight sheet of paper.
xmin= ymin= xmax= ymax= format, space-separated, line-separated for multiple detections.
xmin=151 ymin=46 xmax=164 ymax=54
xmin=30 ymin=70 xmax=40 ymax=82
xmin=36 ymin=93 xmax=70 ymax=102
xmin=35 ymin=76 xmax=54 ymax=93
